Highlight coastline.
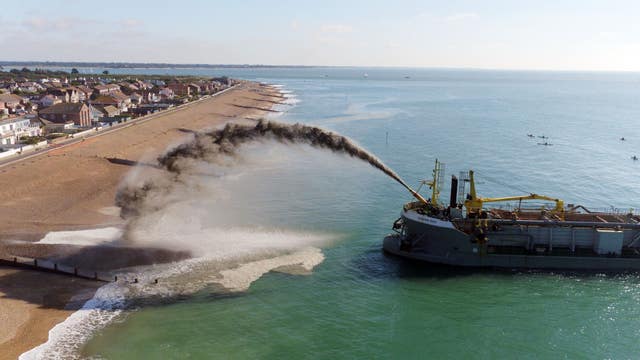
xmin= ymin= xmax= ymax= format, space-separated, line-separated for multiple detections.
xmin=0 ymin=81 xmax=286 ymax=359
xmin=0 ymin=267 xmax=101 ymax=360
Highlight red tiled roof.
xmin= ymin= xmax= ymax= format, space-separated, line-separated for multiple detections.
xmin=38 ymin=102 xmax=87 ymax=115
xmin=0 ymin=93 xmax=25 ymax=103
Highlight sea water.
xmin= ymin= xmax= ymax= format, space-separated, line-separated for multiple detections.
xmin=42 ymin=68 xmax=640 ymax=358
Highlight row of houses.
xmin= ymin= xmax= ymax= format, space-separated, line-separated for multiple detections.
xmin=0 ymin=74 xmax=237 ymax=152
xmin=1 ymin=75 xmax=235 ymax=127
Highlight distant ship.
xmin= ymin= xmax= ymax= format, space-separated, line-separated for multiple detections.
xmin=384 ymin=160 xmax=640 ymax=270
xmin=363 ymin=73 xmax=369 ymax=78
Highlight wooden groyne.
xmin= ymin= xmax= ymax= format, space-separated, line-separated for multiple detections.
xmin=1 ymin=255 xmax=114 ymax=283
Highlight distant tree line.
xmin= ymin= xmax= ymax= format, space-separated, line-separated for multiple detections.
xmin=7 ymin=67 xmax=70 ymax=77
xmin=0 ymin=61 xmax=317 ymax=69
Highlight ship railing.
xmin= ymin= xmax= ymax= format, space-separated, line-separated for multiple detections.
xmin=406 ymin=200 xmax=637 ymax=218
xmin=581 ymin=206 xmax=636 ymax=215
xmin=452 ymin=217 xmax=640 ymax=229
xmin=486 ymin=203 xmax=558 ymax=212
xmin=487 ymin=203 xmax=635 ymax=216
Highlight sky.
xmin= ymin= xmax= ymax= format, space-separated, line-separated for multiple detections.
xmin=2 ymin=0 xmax=640 ymax=71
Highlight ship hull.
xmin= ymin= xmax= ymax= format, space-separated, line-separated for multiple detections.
xmin=383 ymin=210 xmax=640 ymax=271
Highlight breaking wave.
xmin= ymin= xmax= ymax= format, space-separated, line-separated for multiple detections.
xmin=20 ymin=229 xmax=329 ymax=360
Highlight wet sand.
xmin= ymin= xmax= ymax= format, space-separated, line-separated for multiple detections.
xmin=0 ymin=267 xmax=101 ymax=360
xmin=0 ymin=81 xmax=283 ymax=358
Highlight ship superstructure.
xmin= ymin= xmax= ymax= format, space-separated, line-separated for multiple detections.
xmin=384 ymin=160 xmax=640 ymax=270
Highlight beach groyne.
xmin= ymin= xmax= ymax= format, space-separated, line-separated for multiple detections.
xmin=0 ymin=254 xmax=171 ymax=284
xmin=0 ymin=255 xmax=110 ymax=282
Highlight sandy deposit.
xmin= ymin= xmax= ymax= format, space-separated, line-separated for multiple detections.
xmin=0 ymin=266 xmax=101 ymax=360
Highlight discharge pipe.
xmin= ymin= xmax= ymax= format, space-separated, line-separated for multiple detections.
xmin=407 ymin=187 xmax=430 ymax=205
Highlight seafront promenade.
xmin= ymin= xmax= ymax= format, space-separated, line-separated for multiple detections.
xmin=0 ymin=81 xmax=283 ymax=359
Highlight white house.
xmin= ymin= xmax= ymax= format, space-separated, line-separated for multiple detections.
xmin=0 ymin=117 xmax=42 ymax=146
xmin=39 ymin=94 xmax=62 ymax=108
xmin=159 ymin=87 xmax=174 ymax=100
xmin=17 ymin=82 xmax=43 ymax=93
xmin=130 ymin=92 xmax=143 ymax=104
xmin=146 ymin=92 xmax=160 ymax=103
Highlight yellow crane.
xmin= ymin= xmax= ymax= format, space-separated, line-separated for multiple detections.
xmin=463 ymin=170 xmax=565 ymax=219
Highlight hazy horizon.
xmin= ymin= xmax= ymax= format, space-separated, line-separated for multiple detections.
xmin=6 ymin=62 xmax=640 ymax=75
xmin=3 ymin=0 xmax=640 ymax=72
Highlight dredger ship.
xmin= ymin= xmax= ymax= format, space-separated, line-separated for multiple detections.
xmin=384 ymin=160 xmax=640 ymax=270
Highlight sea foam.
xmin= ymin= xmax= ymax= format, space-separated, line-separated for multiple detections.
xmin=19 ymin=281 xmax=127 ymax=360
xmin=36 ymin=227 xmax=123 ymax=247
xmin=20 ymin=228 xmax=328 ymax=359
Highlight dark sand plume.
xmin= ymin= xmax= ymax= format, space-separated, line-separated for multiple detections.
xmin=116 ymin=120 xmax=415 ymax=216
xmin=163 ymin=120 xmax=410 ymax=185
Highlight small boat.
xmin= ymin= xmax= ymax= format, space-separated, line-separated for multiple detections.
xmin=363 ymin=73 xmax=369 ymax=78
xmin=537 ymin=142 xmax=553 ymax=146
xmin=383 ymin=159 xmax=640 ymax=270
xmin=527 ymin=134 xmax=534 ymax=138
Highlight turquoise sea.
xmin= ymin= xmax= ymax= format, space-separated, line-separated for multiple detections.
xmin=39 ymin=67 xmax=640 ymax=358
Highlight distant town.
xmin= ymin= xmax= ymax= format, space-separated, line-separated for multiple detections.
xmin=0 ymin=66 xmax=238 ymax=159
xmin=0 ymin=61 xmax=315 ymax=69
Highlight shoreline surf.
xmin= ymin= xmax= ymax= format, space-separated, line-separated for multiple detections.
xmin=0 ymin=81 xmax=285 ymax=359
xmin=14 ymin=83 xmax=316 ymax=359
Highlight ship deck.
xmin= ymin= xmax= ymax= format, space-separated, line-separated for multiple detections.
xmin=403 ymin=200 xmax=640 ymax=226
xmin=488 ymin=208 xmax=640 ymax=224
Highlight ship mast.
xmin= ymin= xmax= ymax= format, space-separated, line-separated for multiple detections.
xmin=425 ymin=159 xmax=444 ymax=205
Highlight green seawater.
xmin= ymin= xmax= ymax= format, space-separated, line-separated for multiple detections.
xmin=80 ymin=68 xmax=640 ymax=359
xmin=83 ymin=255 xmax=640 ymax=358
